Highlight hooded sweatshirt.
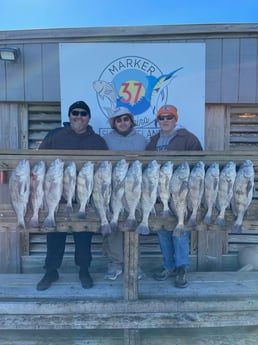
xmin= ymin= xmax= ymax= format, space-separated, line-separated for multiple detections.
xmin=146 ymin=124 xmax=202 ymax=151
xmin=103 ymin=128 xmax=148 ymax=150
xmin=39 ymin=122 xmax=108 ymax=150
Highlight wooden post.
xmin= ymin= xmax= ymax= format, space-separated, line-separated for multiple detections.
xmin=0 ymin=225 xmax=22 ymax=273
xmin=124 ymin=231 xmax=139 ymax=301
xmin=124 ymin=329 xmax=140 ymax=345
xmin=197 ymin=225 xmax=228 ymax=271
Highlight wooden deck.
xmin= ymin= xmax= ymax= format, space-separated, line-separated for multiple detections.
xmin=0 ymin=271 xmax=258 ymax=330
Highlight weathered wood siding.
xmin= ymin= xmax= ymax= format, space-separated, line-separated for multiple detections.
xmin=0 ymin=25 xmax=258 ymax=103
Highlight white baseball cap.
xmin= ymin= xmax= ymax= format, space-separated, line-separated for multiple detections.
xmin=108 ymin=107 xmax=136 ymax=129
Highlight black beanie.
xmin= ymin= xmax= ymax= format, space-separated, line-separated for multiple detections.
xmin=68 ymin=101 xmax=91 ymax=118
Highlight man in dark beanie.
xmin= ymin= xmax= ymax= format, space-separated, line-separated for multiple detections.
xmin=37 ymin=100 xmax=108 ymax=291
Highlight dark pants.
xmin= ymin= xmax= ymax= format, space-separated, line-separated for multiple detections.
xmin=44 ymin=231 xmax=93 ymax=271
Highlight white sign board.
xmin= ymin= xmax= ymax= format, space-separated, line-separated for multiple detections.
xmin=59 ymin=42 xmax=205 ymax=147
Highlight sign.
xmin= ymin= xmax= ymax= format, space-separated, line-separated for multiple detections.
xmin=59 ymin=42 xmax=205 ymax=146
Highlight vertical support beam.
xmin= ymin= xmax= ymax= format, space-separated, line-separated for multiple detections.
xmin=124 ymin=231 xmax=139 ymax=301
xmin=124 ymin=329 xmax=140 ymax=345
xmin=197 ymin=226 xmax=228 ymax=271
xmin=0 ymin=225 xmax=21 ymax=273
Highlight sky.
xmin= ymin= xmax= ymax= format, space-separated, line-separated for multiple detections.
xmin=1 ymin=0 xmax=257 ymax=31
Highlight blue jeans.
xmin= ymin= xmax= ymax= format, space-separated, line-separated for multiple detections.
xmin=157 ymin=229 xmax=190 ymax=270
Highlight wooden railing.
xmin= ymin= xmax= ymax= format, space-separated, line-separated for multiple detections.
xmin=1 ymin=150 xmax=258 ymax=300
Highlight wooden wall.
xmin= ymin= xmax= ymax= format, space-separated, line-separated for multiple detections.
xmin=0 ymin=25 xmax=258 ymax=103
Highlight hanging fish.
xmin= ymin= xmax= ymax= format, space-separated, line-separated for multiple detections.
xmin=203 ymin=162 xmax=220 ymax=225
xmin=9 ymin=159 xmax=30 ymax=230
xmin=123 ymin=160 xmax=142 ymax=229
xmin=29 ymin=160 xmax=46 ymax=228
xmin=63 ymin=161 xmax=77 ymax=215
xmin=43 ymin=159 xmax=64 ymax=228
xmin=187 ymin=161 xmax=205 ymax=227
xmin=92 ymin=161 xmax=112 ymax=236
xmin=158 ymin=161 xmax=173 ymax=218
xmin=136 ymin=160 xmax=160 ymax=235
xmin=110 ymin=159 xmax=129 ymax=232
xmin=231 ymin=160 xmax=255 ymax=233
xmin=215 ymin=161 xmax=236 ymax=227
xmin=170 ymin=161 xmax=190 ymax=236
xmin=76 ymin=161 xmax=94 ymax=219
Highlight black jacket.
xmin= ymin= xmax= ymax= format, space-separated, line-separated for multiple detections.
xmin=39 ymin=123 xmax=108 ymax=150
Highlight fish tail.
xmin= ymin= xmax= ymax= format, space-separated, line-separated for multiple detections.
xmin=162 ymin=209 xmax=173 ymax=218
xmin=110 ymin=221 xmax=119 ymax=233
xmin=16 ymin=223 xmax=26 ymax=232
xmin=136 ymin=224 xmax=150 ymax=235
xmin=173 ymin=224 xmax=184 ymax=237
xmin=77 ymin=211 xmax=86 ymax=219
xmin=64 ymin=204 xmax=73 ymax=215
xmin=203 ymin=213 xmax=212 ymax=225
xmin=100 ymin=224 xmax=112 ymax=237
xmin=215 ymin=216 xmax=225 ymax=227
xmin=187 ymin=216 xmax=197 ymax=227
xmin=231 ymin=223 xmax=242 ymax=233
xmin=29 ymin=216 xmax=39 ymax=228
xmin=124 ymin=218 xmax=138 ymax=230
xmin=43 ymin=216 xmax=56 ymax=228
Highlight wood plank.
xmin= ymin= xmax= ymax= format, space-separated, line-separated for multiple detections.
xmin=239 ymin=38 xmax=258 ymax=102
xmin=0 ymin=272 xmax=258 ymax=329
xmin=221 ymin=39 xmax=239 ymax=103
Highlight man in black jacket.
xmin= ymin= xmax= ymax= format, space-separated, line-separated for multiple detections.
xmin=37 ymin=100 xmax=108 ymax=291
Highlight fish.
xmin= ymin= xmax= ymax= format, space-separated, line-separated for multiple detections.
xmin=146 ymin=67 xmax=183 ymax=114
xmin=62 ymin=161 xmax=77 ymax=215
xmin=215 ymin=161 xmax=236 ymax=226
xmin=43 ymin=158 xmax=64 ymax=228
xmin=203 ymin=162 xmax=220 ymax=225
xmin=187 ymin=161 xmax=205 ymax=227
xmin=110 ymin=159 xmax=129 ymax=232
xmin=93 ymin=80 xmax=117 ymax=109
xmin=92 ymin=161 xmax=112 ymax=236
xmin=158 ymin=161 xmax=173 ymax=218
xmin=123 ymin=160 xmax=142 ymax=229
xmin=231 ymin=160 xmax=255 ymax=233
xmin=136 ymin=160 xmax=160 ymax=235
xmin=170 ymin=161 xmax=190 ymax=236
xmin=76 ymin=161 xmax=94 ymax=219
xmin=29 ymin=160 xmax=46 ymax=228
xmin=9 ymin=159 xmax=30 ymax=230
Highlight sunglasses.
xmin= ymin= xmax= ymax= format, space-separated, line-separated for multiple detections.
xmin=115 ymin=116 xmax=131 ymax=123
xmin=158 ymin=115 xmax=175 ymax=121
xmin=71 ymin=110 xmax=89 ymax=117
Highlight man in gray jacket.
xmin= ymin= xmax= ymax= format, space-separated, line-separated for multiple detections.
xmin=103 ymin=107 xmax=148 ymax=280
